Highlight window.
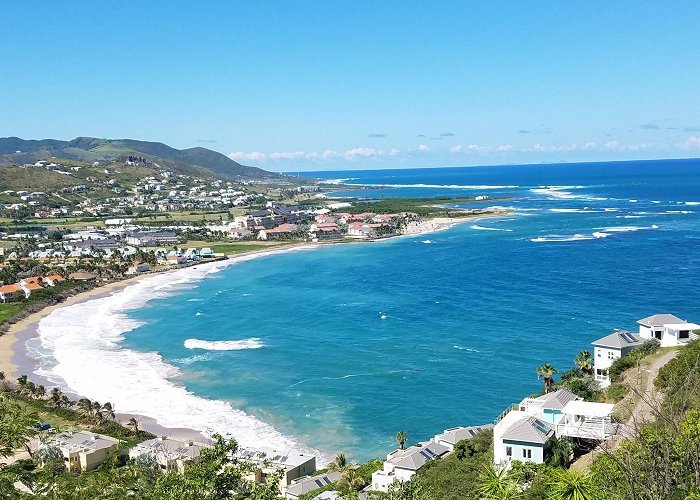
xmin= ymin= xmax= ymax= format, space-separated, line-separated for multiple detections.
xmin=522 ymin=448 xmax=532 ymax=459
xmin=506 ymin=446 xmax=512 ymax=457
xmin=607 ymin=351 xmax=616 ymax=360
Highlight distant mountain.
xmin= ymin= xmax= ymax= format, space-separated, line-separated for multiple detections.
xmin=0 ymin=136 xmax=278 ymax=179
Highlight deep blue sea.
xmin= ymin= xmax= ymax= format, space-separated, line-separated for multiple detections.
xmin=32 ymin=159 xmax=700 ymax=461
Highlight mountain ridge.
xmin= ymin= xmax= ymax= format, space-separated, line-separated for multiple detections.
xmin=0 ymin=136 xmax=277 ymax=179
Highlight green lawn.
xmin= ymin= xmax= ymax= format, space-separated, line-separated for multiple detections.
xmin=0 ymin=302 xmax=26 ymax=324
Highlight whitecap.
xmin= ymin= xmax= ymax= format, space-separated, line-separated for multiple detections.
xmin=421 ymin=240 xmax=433 ymax=244
xmin=184 ymin=338 xmax=264 ymax=351
xmin=345 ymin=183 xmax=519 ymax=189
xmin=470 ymin=225 xmax=513 ymax=232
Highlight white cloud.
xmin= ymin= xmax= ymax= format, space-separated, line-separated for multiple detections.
xmin=449 ymin=145 xmax=463 ymax=153
xmin=497 ymin=144 xmax=513 ymax=152
xmin=678 ymin=136 xmax=700 ymax=149
xmin=342 ymin=147 xmax=379 ymax=159
xmin=605 ymin=141 xmax=621 ymax=150
xmin=389 ymin=148 xmax=401 ymax=156
xmin=228 ymin=151 xmax=267 ymax=161
xmin=417 ymin=144 xmax=430 ymax=152
xmin=269 ymin=151 xmax=306 ymax=160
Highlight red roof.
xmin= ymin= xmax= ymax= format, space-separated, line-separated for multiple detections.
xmin=0 ymin=284 xmax=22 ymax=293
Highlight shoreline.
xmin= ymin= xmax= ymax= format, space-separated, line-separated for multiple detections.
xmin=0 ymin=211 xmax=504 ymax=446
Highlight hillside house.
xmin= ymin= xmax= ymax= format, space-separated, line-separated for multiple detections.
xmin=370 ymin=442 xmax=449 ymax=492
xmin=592 ymin=330 xmax=642 ymax=387
xmin=637 ymin=313 xmax=700 ymax=347
xmin=129 ymin=436 xmax=210 ymax=474
xmin=42 ymin=431 xmax=119 ymax=471
xmin=432 ymin=424 xmax=494 ymax=451
xmin=0 ymin=284 xmax=24 ymax=302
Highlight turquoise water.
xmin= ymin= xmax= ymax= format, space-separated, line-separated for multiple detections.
xmin=115 ymin=159 xmax=700 ymax=460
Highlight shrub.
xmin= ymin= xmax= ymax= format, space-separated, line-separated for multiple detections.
xmin=606 ymin=382 xmax=629 ymax=402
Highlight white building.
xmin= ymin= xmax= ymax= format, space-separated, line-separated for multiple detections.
xmin=637 ymin=313 xmax=700 ymax=347
xmin=129 ymin=436 xmax=209 ymax=473
xmin=493 ymin=389 xmax=617 ymax=467
xmin=370 ymin=441 xmax=449 ymax=492
xmin=592 ymin=330 xmax=642 ymax=387
xmin=432 ymin=424 xmax=494 ymax=451
xmin=43 ymin=431 xmax=119 ymax=471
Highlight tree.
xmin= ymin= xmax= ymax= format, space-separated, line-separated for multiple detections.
xmin=328 ymin=452 xmax=347 ymax=472
xmin=454 ymin=439 xmax=478 ymax=460
xmin=0 ymin=400 xmax=38 ymax=456
xmin=547 ymin=436 xmax=573 ymax=468
xmin=396 ymin=431 xmax=407 ymax=450
xmin=77 ymin=398 xmax=94 ymax=420
xmin=127 ymin=417 xmax=139 ymax=435
xmin=102 ymin=402 xmax=116 ymax=421
xmin=537 ymin=364 xmax=559 ymax=393
xmin=574 ymin=350 xmax=594 ymax=377
xmin=478 ymin=464 xmax=521 ymax=499
xmin=547 ymin=468 xmax=598 ymax=500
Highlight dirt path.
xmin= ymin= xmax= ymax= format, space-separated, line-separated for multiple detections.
xmin=570 ymin=348 xmax=678 ymax=471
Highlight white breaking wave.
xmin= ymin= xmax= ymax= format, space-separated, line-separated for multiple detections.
xmin=549 ymin=208 xmax=604 ymax=213
xmin=470 ymin=225 xmax=513 ymax=232
xmin=685 ymin=201 xmax=700 ymax=206
xmin=602 ymin=225 xmax=658 ymax=233
xmin=184 ymin=338 xmax=264 ymax=351
xmin=345 ymin=183 xmax=519 ymax=189
xmin=421 ymin=240 xmax=434 ymax=244
xmin=453 ymin=345 xmax=479 ymax=352
xmin=31 ymin=247 xmax=322 ymax=457
xmin=531 ymin=234 xmax=600 ymax=242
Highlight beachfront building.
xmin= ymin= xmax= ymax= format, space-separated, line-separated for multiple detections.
xmin=637 ymin=313 xmax=700 ymax=347
xmin=19 ymin=276 xmax=44 ymax=297
xmin=592 ymin=330 xmax=642 ymax=387
xmin=258 ymin=223 xmax=298 ymax=240
xmin=42 ymin=431 xmax=119 ymax=471
xmin=42 ymin=275 xmax=66 ymax=287
xmin=0 ymin=284 xmax=24 ymax=302
xmin=370 ymin=441 xmax=449 ymax=492
xmin=431 ymin=423 xmax=494 ymax=451
xmin=281 ymin=472 xmax=341 ymax=499
xmin=235 ymin=448 xmax=316 ymax=490
xmin=493 ymin=389 xmax=617 ymax=467
xmin=129 ymin=436 xmax=210 ymax=473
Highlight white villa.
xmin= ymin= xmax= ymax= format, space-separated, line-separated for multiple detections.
xmin=42 ymin=431 xmax=120 ymax=471
xmin=370 ymin=441 xmax=449 ymax=492
xmin=431 ymin=424 xmax=494 ymax=451
xmin=592 ymin=330 xmax=642 ymax=387
xmin=128 ymin=436 xmax=210 ymax=473
xmin=637 ymin=313 xmax=700 ymax=347
xmin=493 ymin=389 xmax=617 ymax=467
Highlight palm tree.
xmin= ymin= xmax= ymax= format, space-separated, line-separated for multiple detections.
xmin=395 ymin=431 xmax=407 ymax=450
xmin=127 ymin=417 xmax=139 ymax=435
xmin=336 ymin=463 xmax=366 ymax=494
xmin=548 ymin=436 xmax=573 ymax=468
xmin=101 ymin=402 xmax=115 ymax=421
xmin=50 ymin=388 xmax=64 ymax=408
xmin=77 ymin=398 xmax=94 ymax=420
xmin=327 ymin=452 xmax=347 ymax=472
xmin=0 ymin=402 xmax=38 ymax=456
xmin=92 ymin=401 xmax=104 ymax=423
xmin=574 ymin=350 xmax=594 ymax=377
xmin=537 ymin=363 xmax=559 ymax=393
xmin=547 ymin=468 xmax=597 ymax=500
xmin=478 ymin=464 xmax=520 ymax=499
xmin=35 ymin=385 xmax=46 ymax=399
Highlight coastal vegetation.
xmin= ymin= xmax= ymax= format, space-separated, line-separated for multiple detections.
xmin=333 ymin=196 xmax=499 ymax=218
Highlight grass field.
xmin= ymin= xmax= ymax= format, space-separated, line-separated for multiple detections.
xmin=0 ymin=302 xmax=26 ymax=324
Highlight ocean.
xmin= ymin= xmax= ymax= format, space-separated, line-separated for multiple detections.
xmin=27 ymin=158 xmax=700 ymax=462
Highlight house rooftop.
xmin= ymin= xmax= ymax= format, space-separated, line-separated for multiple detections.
xmin=592 ymin=330 xmax=642 ymax=349
xmin=131 ymin=437 xmax=209 ymax=460
xmin=386 ymin=442 xmax=449 ymax=471
xmin=284 ymin=472 xmax=342 ymax=497
xmin=501 ymin=416 xmax=554 ymax=444
xmin=533 ymin=388 xmax=580 ymax=410
xmin=434 ymin=424 xmax=494 ymax=446
xmin=561 ymin=400 xmax=615 ymax=418
xmin=50 ymin=431 xmax=119 ymax=452
xmin=637 ymin=314 xmax=684 ymax=327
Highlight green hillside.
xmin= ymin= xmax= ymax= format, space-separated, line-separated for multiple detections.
xmin=0 ymin=136 xmax=279 ymax=180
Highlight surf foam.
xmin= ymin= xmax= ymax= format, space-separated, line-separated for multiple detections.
xmin=184 ymin=338 xmax=264 ymax=351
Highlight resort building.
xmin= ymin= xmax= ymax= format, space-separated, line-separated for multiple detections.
xmin=42 ymin=275 xmax=66 ymax=287
xmin=281 ymin=471 xmax=341 ymax=499
xmin=43 ymin=431 xmax=120 ymax=471
xmin=0 ymin=284 xmax=24 ymax=302
xmin=637 ymin=313 xmax=700 ymax=347
xmin=370 ymin=441 xmax=449 ymax=492
xmin=592 ymin=330 xmax=642 ymax=387
xmin=431 ymin=423 xmax=494 ymax=451
xmin=128 ymin=436 xmax=210 ymax=473
xmin=493 ymin=389 xmax=617 ymax=467
xmin=235 ymin=448 xmax=316 ymax=489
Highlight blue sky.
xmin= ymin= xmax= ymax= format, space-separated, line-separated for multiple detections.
xmin=2 ymin=1 xmax=700 ymax=171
